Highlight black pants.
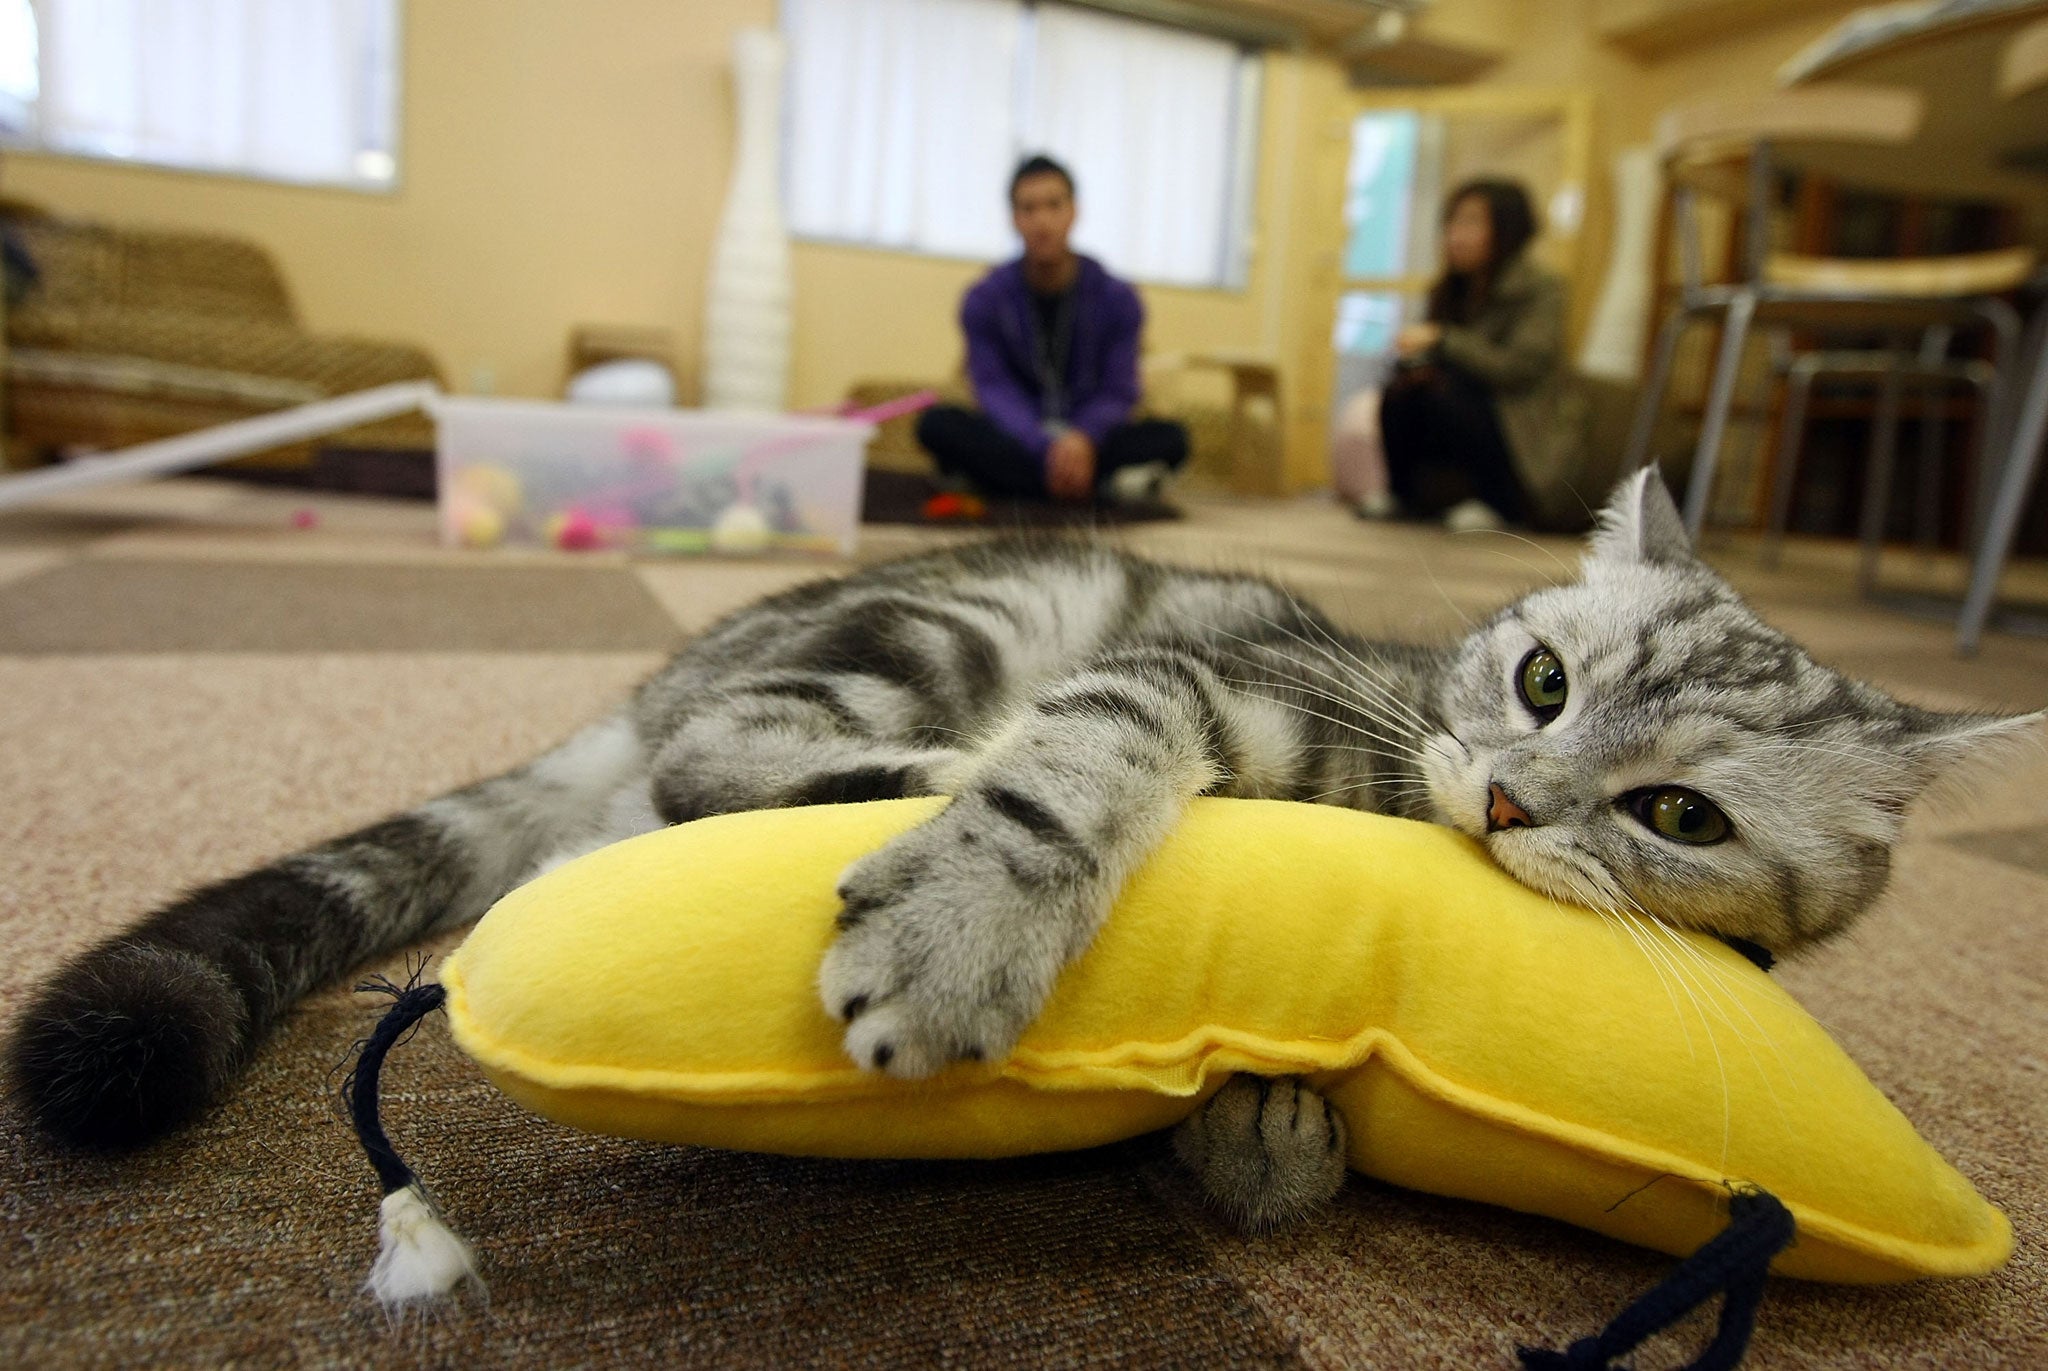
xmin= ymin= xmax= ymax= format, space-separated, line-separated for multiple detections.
xmin=1379 ymin=363 xmax=1533 ymax=524
xmin=916 ymin=405 xmax=1189 ymax=501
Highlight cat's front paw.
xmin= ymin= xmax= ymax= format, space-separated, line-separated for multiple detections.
xmin=817 ymin=810 xmax=1088 ymax=1078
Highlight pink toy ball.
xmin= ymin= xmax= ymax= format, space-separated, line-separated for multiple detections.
xmin=549 ymin=508 xmax=604 ymax=551
xmin=545 ymin=503 xmax=642 ymax=552
xmin=552 ymin=508 xmax=598 ymax=549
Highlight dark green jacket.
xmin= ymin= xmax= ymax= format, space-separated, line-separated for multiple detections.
xmin=1434 ymin=257 xmax=1589 ymax=527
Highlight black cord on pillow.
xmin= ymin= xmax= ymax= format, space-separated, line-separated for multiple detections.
xmin=1517 ymin=1188 xmax=1796 ymax=1371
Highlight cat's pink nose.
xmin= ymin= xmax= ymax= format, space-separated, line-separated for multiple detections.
xmin=1487 ymin=782 xmax=1534 ymax=833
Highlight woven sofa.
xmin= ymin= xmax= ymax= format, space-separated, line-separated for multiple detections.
xmin=1 ymin=204 xmax=441 ymax=471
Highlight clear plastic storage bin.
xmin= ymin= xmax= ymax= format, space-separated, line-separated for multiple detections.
xmin=433 ymin=397 xmax=871 ymax=556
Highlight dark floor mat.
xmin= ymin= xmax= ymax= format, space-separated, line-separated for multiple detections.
xmin=861 ymin=468 xmax=1181 ymax=529
xmin=211 ymin=446 xmax=439 ymax=500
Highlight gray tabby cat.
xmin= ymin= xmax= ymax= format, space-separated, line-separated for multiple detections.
xmin=13 ymin=472 xmax=2034 ymax=1231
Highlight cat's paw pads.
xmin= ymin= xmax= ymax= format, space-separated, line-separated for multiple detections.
xmin=816 ymin=829 xmax=1061 ymax=1078
xmin=1174 ymin=1075 xmax=1349 ymax=1231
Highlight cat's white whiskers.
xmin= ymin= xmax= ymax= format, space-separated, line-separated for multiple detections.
xmin=1639 ymin=917 xmax=1804 ymax=1087
xmin=1232 ymin=593 xmax=1432 ymax=715
xmin=1244 ymin=670 xmax=1420 ymax=738
xmin=1540 ymin=860 xmax=1687 ymax=1047
xmin=1448 ymin=526 xmax=1576 ymax=580
xmin=1217 ymin=684 xmax=1432 ymax=766
xmin=1573 ymin=852 xmax=1776 ymax=1048
xmin=1263 ymin=683 xmax=1433 ymax=763
xmin=1643 ymin=920 xmax=1806 ymax=1118
xmin=1756 ymin=712 xmax=1863 ymax=736
xmin=1267 ymin=598 xmax=1441 ymax=735
xmin=1451 ymin=540 xmax=1569 ymax=587
xmin=1299 ymin=777 xmax=1395 ymax=805
xmin=1576 ymin=859 xmax=1802 ymax=1136
xmin=1416 ymin=556 xmax=1477 ymax=630
xmin=1625 ymin=909 xmax=1794 ymax=1150
xmin=1566 ymin=878 xmax=1733 ymax=1164
xmin=1638 ymin=922 xmax=1733 ymax=1168
xmin=1230 ymin=617 xmax=1439 ymax=743
xmin=1552 ymin=867 xmax=1699 ymax=1068
xmin=1179 ymin=611 xmax=1437 ymax=746
xmin=1546 ymin=851 xmax=1751 ymax=1163
xmin=1290 ymin=662 xmax=1434 ymax=744
xmin=1768 ymin=741 xmax=1919 ymax=778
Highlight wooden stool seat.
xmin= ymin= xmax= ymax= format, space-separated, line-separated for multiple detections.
xmin=1762 ymin=247 xmax=2037 ymax=298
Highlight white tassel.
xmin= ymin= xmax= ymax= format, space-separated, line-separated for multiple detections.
xmin=366 ymin=1184 xmax=482 ymax=1310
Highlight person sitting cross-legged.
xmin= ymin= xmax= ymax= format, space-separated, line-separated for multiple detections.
xmin=917 ymin=155 xmax=1189 ymax=505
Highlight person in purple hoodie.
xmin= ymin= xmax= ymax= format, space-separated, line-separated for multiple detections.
xmin=916 ymin=156 xmax=1188 ymax=503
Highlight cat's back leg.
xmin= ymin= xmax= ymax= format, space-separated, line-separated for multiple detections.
xmin=634 ymin=542 xmax=1138 ymax=823
xmin=1174 ymin=1075 xmax=1350 ymax=1230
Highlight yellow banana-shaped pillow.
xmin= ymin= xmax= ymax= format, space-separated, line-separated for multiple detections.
xmin=436 ymin=797 xmax=2007 ymax=1287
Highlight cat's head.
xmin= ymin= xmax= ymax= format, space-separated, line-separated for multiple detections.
xmin=1418 ymin=469 xmax=2040 ymax=952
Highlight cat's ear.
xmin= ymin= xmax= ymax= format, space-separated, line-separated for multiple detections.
xmin=1589 ymin=468 xmax=1692 ymax=566
xmin=1903 ymin=706 xmax=2045 ymax=776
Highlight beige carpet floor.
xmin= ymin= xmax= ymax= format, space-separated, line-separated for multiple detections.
xmin=2 ymin=478 xmax=2045 ymax=1368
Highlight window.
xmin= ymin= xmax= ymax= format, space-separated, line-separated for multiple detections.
xmin=1331 ymin=110 xmax=1441 ymax=402
xmin=0 ymin=0 xmax=34 ymax=137
xmin=0 ymin=0 xmax=400 ymax=192
xmin=782 ymin=0 xmax=1261 ymax=290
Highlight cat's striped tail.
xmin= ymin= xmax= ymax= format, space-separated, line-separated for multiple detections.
xmin=7 ymin=715 xmax=651 ymax=1150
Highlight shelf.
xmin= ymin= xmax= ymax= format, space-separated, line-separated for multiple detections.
xmin=1595 ymin=0 xmax=1864 ymax=62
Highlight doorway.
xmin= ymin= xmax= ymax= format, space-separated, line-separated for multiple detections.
xmin=1293 ymin=87 xmax=1594 ymax=487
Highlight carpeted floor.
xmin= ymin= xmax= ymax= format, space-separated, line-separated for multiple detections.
xmin=2 ymin=477 xmax=2045 ymax=1369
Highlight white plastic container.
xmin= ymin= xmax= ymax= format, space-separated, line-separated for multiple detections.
xmin=432 ymin=397 xmax=870 ymax=556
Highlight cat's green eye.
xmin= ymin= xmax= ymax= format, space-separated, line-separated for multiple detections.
xmin=1517 ymin=646 xmax=1568 ymax=723
xmin=1631 ymin=788 xmax=1731 ymax=845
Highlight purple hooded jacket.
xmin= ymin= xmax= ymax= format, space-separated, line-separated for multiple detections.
xmin=960 ymin=254 xmax=1144 ymax=461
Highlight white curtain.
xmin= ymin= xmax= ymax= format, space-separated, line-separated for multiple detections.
xmin=1020 ymin=6 xmax=1253 ymax=288
xmin=782 ymin=0 xmax=1259 ymax=288
xmin=0 ymin=0 xmax=36 ymax=136
xmin=782 ymin=0 xmax=1021 ymax=260
xmin=32 ymin=0 xmax=392 ymax=186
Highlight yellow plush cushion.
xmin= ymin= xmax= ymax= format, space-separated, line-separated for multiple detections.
xmin=440 ymin=798 xmax=2009 ymax=1285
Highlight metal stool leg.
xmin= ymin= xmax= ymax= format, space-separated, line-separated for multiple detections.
xmin=1723 ymin=328 xmax=1792 ymax=525
xmin=1858 ymin=355 xmax=1906 ymax=597
xmin=1966 ymin=299 xmax=2026 ymax=558
xmin=1763 ymin=358 xmax=1817 ymax=569
xmin=1683 ymin=290 xmax=1756 ymax=539
xmin=1913 ymin=326 xmax=1954 ymax=551
xmin=1626 ymin=308 xmax=1691 ymax=470
xmin=1958 ymin=334 xmax=2048 ymax=655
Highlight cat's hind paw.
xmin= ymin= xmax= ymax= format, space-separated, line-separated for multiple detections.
xmin=1174 ymin=1075 xmax=1349 ymax=1231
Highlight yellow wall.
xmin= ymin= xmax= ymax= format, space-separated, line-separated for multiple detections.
xmin=1 ymin=0 xmax=1881 ymax=488
xmin=10 ymin=0 xmax=768 ymax=403
xmin=1414 ymin=0 xmax=1861 ymax=324
xmin=5 ymin=0 xmax=1320 ymax=418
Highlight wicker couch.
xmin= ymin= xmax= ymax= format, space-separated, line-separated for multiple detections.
xmin=1 ymin=205 xmax=441 ymax=471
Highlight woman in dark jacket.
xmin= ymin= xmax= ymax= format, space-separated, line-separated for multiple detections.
xmin=1379 ymin=179 xmax=1581 ymax=531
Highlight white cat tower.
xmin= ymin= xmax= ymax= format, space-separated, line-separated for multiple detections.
xmin=0 ymin=381 xmax=440 ymax=513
